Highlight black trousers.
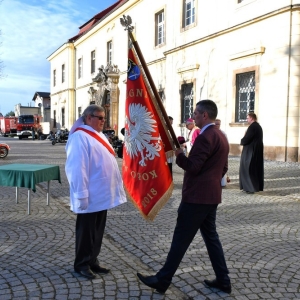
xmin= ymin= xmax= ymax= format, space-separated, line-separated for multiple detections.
xmin=156 ymin=202 xmax=230 ymax=286
xmin=74 ymin=210 xmax=107 ymax=271
xmin=168 ymin=162 xmax=173 ymax=178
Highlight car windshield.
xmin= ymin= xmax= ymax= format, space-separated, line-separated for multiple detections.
xmin=18 ymin=116 xmax=34 ymax=124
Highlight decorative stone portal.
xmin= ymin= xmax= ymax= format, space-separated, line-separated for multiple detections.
xmin=88 ymin=64 xmax=120 ymax=133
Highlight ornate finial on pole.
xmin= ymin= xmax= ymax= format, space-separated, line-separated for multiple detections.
xmin=120 ymin=15 xmax=180 ymax=151
xmin=120 ymin=15 xmax=134 ymax=32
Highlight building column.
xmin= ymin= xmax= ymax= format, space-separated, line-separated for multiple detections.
xmin=286 ymin=8 xmax=300 ymax=162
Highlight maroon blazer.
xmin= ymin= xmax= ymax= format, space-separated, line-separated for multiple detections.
xmin=176 ymin=125 xmax=229 ymax=204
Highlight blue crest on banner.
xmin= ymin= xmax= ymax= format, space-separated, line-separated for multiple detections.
xmin=127 ymin=59 xmax=140 ymax=81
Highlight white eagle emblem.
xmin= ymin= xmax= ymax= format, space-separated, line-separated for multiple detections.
xmin=125 ymin=103 xmax=162 ymax=166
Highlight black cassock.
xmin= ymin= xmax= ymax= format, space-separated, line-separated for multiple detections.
xmin=239 ymin=121 xmax=264 ymax=192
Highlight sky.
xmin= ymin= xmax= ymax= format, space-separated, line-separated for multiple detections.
xmin=0 ymin=0 xmax=117 ymax=115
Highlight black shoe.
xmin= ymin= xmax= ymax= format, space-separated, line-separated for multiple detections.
xmin=137 ymin=273 xmax=168 ymax=294
xmin=75 ymin=268 xmax=96 ymax=279
xmin=90 ymin=265 xmax=110 ymax=274
xmin=204 ymin=279 xmax=231 ymax=294
xmin=246 ymin=191 xmax=254 ymax=194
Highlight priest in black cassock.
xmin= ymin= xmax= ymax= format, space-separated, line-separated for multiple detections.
xmin=239 ymin=112 xmax=264 ymax=194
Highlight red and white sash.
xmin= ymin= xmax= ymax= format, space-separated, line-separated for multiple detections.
xmin=74 ymin=128 xmax=115 ymax=156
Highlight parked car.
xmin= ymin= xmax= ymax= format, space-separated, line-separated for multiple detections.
xmin=0 ymin=143 xmax=10 ymax=158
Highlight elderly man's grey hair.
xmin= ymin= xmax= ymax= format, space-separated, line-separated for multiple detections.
xmin=82 ymin=104 xmax=105 ymax=124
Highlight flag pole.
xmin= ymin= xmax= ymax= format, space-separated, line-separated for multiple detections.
xmin=120 ymin=15 xmax=180 ymax=149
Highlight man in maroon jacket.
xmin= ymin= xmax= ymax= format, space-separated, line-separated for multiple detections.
xmin=137 ymin=100 xmax=231 ymax=294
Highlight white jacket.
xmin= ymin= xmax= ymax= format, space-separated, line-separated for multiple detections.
xmin=65 ymin=125 xmax=127 ymax=213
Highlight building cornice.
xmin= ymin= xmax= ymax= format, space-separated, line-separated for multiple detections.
xmin=51 ymin=82 xmax=101 ymax=94
xmin=177 ymin=64 xmax=200 ymax=73
xmin=75 ymin=83 xmax=94 ymax=91
xmin=163 ymin=4 xmax=300 ymax=56
xmin=147 ymin=56 xmax=166 ymax=66
xmin=118 ymin=56 xmax=166 ymax=76
xmin=50 ymin=88 xmax=75 ymax=97
xmin=47 ymin=43 xmax=75 ymax=61
xmin=230 ymin=47 xmax=265 ymax=60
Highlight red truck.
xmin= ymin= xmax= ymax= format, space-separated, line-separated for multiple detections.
xmin=17 ymin=114 xmax=42 ymax=139
xmin=0 ymin=116 xmax=18 ymax=137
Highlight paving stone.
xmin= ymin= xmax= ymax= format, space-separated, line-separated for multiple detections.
xmin=1 ymin=140 xmax=300 ymax=299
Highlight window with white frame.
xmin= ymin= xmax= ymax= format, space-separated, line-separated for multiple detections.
xmin=78 ymin=58 xmax=82 ymax=78
xmin=91 ymin=51 xmax=95 ymax=73
xmin=235 ymin=71 xmax=255 ymax=122
xmin=62 ymin=64 xmax=65 ymax=83
xmin=53 ymin=69 xmax=56 ymax=86
xmin=155 ymin=10 xmax=165 ymax=46
xmin=183 ymin=0 xmax=195 ymax=28
xmin=107 ymin=41 xmax=112 ymax=65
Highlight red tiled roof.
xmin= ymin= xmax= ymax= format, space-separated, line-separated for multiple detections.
xmin=68 ymin=0 xmax=126 ymax=42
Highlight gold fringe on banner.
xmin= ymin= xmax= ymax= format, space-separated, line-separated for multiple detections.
xmin=124 ymin=181 xmax=174 ymax=221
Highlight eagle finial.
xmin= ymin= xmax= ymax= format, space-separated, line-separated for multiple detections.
xmin=120 ymin=15 xmax=134 ymax=32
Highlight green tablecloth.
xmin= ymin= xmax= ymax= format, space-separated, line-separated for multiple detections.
xmin=0 ymin=164 xmax=61 ymax=192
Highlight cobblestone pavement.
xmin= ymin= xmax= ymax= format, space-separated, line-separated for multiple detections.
xmin=0 ymin=137 xmax=300 ymax=300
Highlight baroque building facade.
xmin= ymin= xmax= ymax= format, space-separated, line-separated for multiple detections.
xmin=48 ymin=0 xmax=300 ymax=162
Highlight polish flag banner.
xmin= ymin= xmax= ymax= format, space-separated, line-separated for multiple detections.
xmin=122 ymin=48 xmax=174 ymax=221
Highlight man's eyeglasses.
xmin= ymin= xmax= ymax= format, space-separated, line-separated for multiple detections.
xmin=91 ymin=114 xmax=106 ymax=121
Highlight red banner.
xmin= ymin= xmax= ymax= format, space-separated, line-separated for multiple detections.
xmin=122 ymin=48 xmax=174 ymax=221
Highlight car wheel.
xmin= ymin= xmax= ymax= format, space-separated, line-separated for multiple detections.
xmin=0 ymin=146 xmax=8 ymax=158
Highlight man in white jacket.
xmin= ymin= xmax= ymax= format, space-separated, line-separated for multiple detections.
xmin=65 ymin=104 xmax=127 ymax=279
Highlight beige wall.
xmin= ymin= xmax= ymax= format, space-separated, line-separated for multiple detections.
xmin=48 ymin=43 xmax=75 ymax=129
xmin=48 ymin=0 xmax=300 ymax=161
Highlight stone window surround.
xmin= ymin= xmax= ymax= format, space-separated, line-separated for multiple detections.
xmin=179 ymin=78 xmax=196 ymax=125
xmin=107 ymin=41 xmax=113 ymax=65
xmin=181 ymin=0 xmax=197 ymax=32
xmin=154 ymin=8 xmax=166 ymax=48
xmin=229 ymin=65 xmax=260 ymax=127
xmin=91 ymin=50 xmax=96 ymax=74
xmin=53 ymin=69 xmax=56 ymax=87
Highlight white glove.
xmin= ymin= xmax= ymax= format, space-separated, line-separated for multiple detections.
xmin=78 ymin=198 xmax=88 ymax=210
